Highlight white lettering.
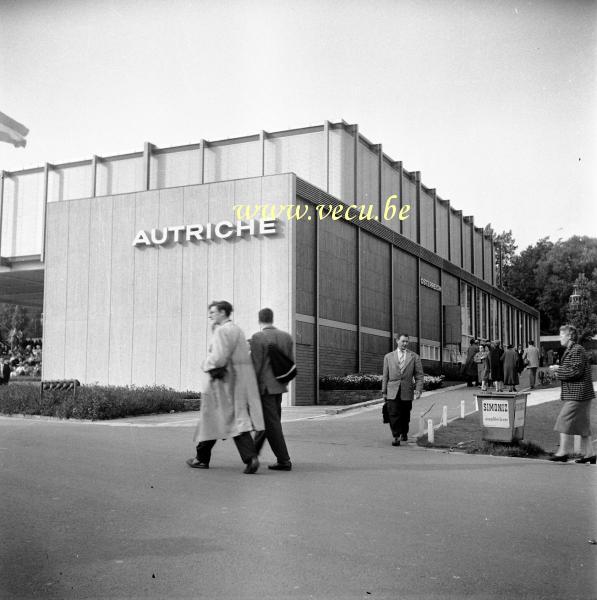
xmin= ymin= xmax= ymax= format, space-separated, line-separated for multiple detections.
xmin=260 ymin=219 xmax=277 ymax=235
xmin=133 ymin=220 xmax=278 ymax=246
xmin=215 ymin=221 xmax=234 ymax=239
xmin=236 ymin=220 xmax=256 ymax=236
xmin=150 ymin=227 xmax=169 ymax=245
xmin=132 ymin=230 xmax=151 ymax=247
xmin=168 ymin=225 xmax=186 ymax=243
xmin=186 ymin=224 xmax=203 ymax=241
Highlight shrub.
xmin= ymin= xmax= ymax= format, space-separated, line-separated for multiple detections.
xmin=0 ymin=383 xmax=200 ymax=420
xmin=319 ymin=373 xmax=444 ymax=391
xmin=319 ymin=374 xmax=382 ymax=390
xmin=466 ymin=439 xmax=547 ymax=458
xmin=423 ymin=374 xmax=445 ymax=391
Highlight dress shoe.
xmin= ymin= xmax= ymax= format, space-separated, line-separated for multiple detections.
xmin=574 ymin=455 xmax=597 ymax=464
xmin=268 ymin=461 xmax=292 ymax=471
xmin=186 ymin=458 xmax=209 ymax=469
xmin=548 ymin=454 xmax=569 ymax=462
xmin=392 ymin=438 xmax=400 ymax=446
xmin=400 ymin=434 xmax=408 ymax=442
xmin=243 ymin=456 xmax=260 ymax=474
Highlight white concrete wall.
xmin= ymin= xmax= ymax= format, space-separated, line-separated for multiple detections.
xmin=42 ymin=174 xmax=295 ymax=395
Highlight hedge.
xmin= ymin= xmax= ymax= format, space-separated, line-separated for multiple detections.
xmin=0 ymin=383 xmax=200 ymax=420
xmin=319 ymin=373 xmax=444 ymax=391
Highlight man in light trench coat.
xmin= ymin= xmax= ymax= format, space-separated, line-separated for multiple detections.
xmin=187 ymin=301 xmax=265 ymax=474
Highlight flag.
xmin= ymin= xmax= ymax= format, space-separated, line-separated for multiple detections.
xmin=0 ymin=111 xmax=29 ymax=148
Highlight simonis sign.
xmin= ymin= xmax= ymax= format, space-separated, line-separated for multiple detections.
xmin=132 ymin=218 xmax=277 ymax=247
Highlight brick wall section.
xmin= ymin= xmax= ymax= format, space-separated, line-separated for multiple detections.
xmin=295 ymin=344 xmax=315 ymax=406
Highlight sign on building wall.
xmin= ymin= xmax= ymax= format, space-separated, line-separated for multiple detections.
xmin=132 ymin=218 xmax=277 ymax=247
xmin=420 ymin=277 xmax=441 ymax=292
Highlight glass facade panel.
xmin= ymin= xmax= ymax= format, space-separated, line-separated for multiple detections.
xmin=48 ymin=164 xmax=92 ymax=202
xmin=1 ymin=172 xmax=44 ymax=257
xmin=490 ymin=297 xmax=498 ymax=341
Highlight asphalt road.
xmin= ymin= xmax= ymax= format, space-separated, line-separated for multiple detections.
xmin=1 ymin=407 xmax=595 ymax=600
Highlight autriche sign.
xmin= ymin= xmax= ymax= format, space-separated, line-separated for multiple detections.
xmin=132 ymin=218 xmax=277 ymax=247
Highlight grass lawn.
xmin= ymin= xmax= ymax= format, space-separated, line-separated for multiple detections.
xmin=418 ymin=398 xmax=597 ymax=458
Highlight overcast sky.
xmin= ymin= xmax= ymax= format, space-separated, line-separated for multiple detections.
xmin=1 ymin=0 xmax=595 ymax=250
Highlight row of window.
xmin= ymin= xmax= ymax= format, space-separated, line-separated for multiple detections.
xmin=461 ymin=282 xmax=537 ymax=351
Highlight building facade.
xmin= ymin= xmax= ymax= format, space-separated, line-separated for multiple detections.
xmin=0 ymin=121 xmax=539 ymax=404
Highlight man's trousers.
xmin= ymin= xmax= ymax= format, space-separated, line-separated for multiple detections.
xmin=195 ymin=431 xmax=257 ymax=465
xmin=387 ymin=398 xmax=413 ymax=438
xmin=528 ymin=367 xmax=538 ymax=388
xmin=254 ymin=393 xmax=291 ymax=463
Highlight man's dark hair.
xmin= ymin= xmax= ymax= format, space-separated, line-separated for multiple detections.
xmin=529 ymin=340 xmax=535 ymax=345
xmin=395 ymin=333 xmax=409 ymax=340
xmin=208 ymin=300 xmax=233 ymax=316
xmin=258 ymin=308 xmax=274 ymax=324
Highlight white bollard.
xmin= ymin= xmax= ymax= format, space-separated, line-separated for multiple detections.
xmin=475 ymin=397 xmax=479 ymax=412
xmin=442 ymin=405 xmax=448 ymax=427
xmin=427 ymin=419 xmax=434 ymax=444
xmin=574 ymin=435 xmax=581 ymax=454
xmin=461 ymin=400 xmax=466 ymax=419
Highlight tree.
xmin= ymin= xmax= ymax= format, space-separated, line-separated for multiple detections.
xmin=566 ymin=273 xmax=597 ymax=344
xmin=535 ymin=236 xmax=597 ymax=334
xmin=496 ymin=235 xmax=597 ymax=335
xmin=0 ymin=303 xmax=37 ymax=349
xmin=502 ymin=237 xmax=553 ymax=309
xmin=494 ymin=230 xmax=517 ymax=289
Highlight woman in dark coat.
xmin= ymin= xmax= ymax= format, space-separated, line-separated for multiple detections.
xmin=548 ymin=324 xmax=595 ymax=463
xmin=501 ymin=344 xmax=519 ymax=392
xmin=515 ymin=344 xmax=525 ymax=374
xmin=463 ymin=339 xmax=479 ymax=387
xmin=489 ymin=341 xmax=504 ymax=392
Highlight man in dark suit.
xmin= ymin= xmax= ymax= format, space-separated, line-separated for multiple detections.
xmin=250 ymin=308 xmax=293 ymax=471
xmin=0 ymin=358 xmax=11 ymax=385
xmin=382 ymin=333 xmax=425 ymax=446
xmin=463 ymin=339 xmax=479 ymax=387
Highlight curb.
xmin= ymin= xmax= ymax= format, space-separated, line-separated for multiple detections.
xmin=324 ymin=398 xmax=384 ymax=415
xmin=322 ymin=383 xmax=468 ymax=415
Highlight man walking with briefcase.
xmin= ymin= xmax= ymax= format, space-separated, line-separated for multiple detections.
xmin=382 ymin=333 xmax=424 ymax=446
xmin=250 ymin=308 xmax=294 ymax=471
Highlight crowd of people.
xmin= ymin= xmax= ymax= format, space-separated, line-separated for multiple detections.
xmin=0 ymin=340 xmax=42 ymax=383
xmin=462 ymin=339 xmax=552 ymax=392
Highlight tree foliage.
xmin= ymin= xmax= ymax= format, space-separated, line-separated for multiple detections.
xmin=0 ymin=303 xmax=39 ymax=347
xmin=498 ymin=235 xmax=597 ymax=336
xmin=566 ymin=273 xmax=597 ymax=343
xmin=494 ymin=230 xmax=518 ymax=289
